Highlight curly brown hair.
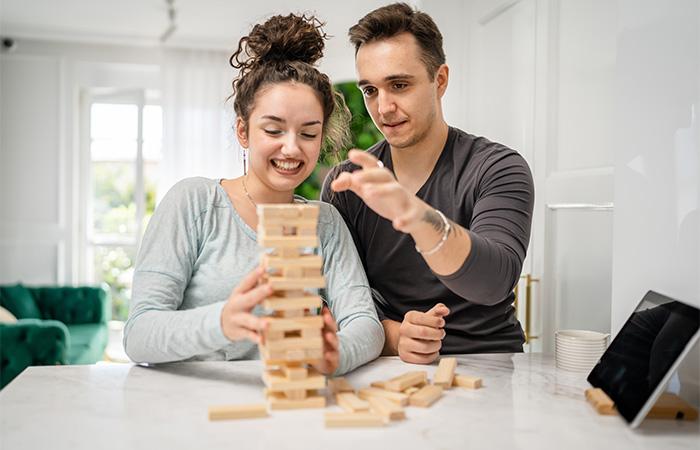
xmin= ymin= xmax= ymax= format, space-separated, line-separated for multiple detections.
xmin=229 ymin=13 xmax=350 ymax=157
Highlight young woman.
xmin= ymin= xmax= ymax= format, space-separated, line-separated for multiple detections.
xmin=123 ymin=14 xmax=384 ymax=375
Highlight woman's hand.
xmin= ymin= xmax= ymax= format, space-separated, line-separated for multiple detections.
xmin=311 ymin=306 xmax=340 ymax=375
xmin=220 ymin=266 xmax=273 ymax=343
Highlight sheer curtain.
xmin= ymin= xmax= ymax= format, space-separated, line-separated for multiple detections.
xmin=158 ymin=48 xmax=243 ymax=201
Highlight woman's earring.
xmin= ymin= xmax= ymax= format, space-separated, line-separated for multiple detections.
xmin=242 ymin=148 xmax=248 ymax=176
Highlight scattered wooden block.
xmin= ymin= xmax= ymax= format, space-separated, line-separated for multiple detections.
xmin=370 ymin=380 xmax=387 ymax=389
xmin=453 ymin=374 xmax=482 ymax=390
xmin=646 ymin=393 xmax=699 ymax=420
xmin=268 ymin=391 xmax=326 ymax=410
xmin=367 ymin=396 xmax=406 ymax=421
xmin=328 ymin=377 xmax=355 ymax=394
xmin=433 ymin=357 xmax=457 ymax=388
xmin=325 ymin=412 xmax=385 ymax=428
xmin=336 ymin=392 xmax=370 ymax=412
xmin=358 ymin=387 xmax=409 ymax=406
xmin=584 ymin=388 xmax=616 ymax=415
xmin=208 ymin=403 xmax=268 ymax=421
xmin=403 ymin=386 xmax=420 ymax=396
xmin=385 ymin=371 xmax=427 ymax=392
xmin=410 ymin=385 xmax=443 ymax=407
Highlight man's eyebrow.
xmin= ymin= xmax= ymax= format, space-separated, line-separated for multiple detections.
xmin=357 ymin=74 xmax=415 ymax=87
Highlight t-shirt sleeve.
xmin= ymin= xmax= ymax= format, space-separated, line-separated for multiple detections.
xmin=123 ymin=179 xmax=229 ymax=363
xmin=436 ymin=151 xmax=534 ymax=305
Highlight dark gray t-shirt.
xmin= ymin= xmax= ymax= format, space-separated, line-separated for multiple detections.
xmin=321 ymin=127 xmax=534 ymax=354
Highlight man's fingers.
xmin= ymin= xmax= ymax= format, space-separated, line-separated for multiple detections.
xmin=400 ymin=350 xmax=440 ymax=365
xmin=401 ymin=336 xmax=442 ymax=355
xmin=233 ymin=266 xmax=265 ymax=294
xmin=404 ymin=310 xmax=445 ymax=328
xmin=351 ymin=168 xmax=393 ymax=185
xmin=402 ymin=322 xmax=446 ymax=341
xmin=347 ymin=149 xmax=381 ymax=169
xmin=427 ymin=303 xmax=450 ymax=318
xmin=330 ymin=172 xmax=353 ymax=192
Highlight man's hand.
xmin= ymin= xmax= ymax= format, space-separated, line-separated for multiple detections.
xmin=396 ymin=303 xmax=450 ymax=364
xmin=310 ymin=306 xmax=340 ymax=375
xmin=331 ymin=149 xmax=430 ymax=234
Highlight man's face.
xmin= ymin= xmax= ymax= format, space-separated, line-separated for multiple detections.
xmin=356 ymin=32 xmax=441 ymax=149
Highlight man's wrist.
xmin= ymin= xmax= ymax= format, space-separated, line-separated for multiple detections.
xmin=381 ymin=319 xmax=400 ymax=356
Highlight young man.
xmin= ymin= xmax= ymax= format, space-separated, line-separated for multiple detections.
xmin=321 ymin=3 xmax=535 ymax=364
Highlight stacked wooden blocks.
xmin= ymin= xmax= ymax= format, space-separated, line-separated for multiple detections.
xmin=257 ymin=204 xmax=327 ymax=410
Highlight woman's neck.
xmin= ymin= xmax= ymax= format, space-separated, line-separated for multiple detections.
xmin=240 ymin=174 xmax=294 ymax=205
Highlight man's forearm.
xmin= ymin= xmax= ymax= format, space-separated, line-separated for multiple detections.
xmin=409 ymin=200 xmax=472 ymax=276
xmin=381 ymin=319 xmax=400 ymax=356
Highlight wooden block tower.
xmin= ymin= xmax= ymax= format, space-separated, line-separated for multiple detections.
xmin=257 ymin=204 xmax=327 ymax=409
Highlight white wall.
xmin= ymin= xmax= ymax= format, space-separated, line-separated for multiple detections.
xmin=0 ymin=39 xmax=161 ymax=285
xmin=611 ymin=0 xmax=699 ymax=403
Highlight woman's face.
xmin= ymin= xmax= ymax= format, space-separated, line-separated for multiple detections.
xmin=237 ymin=81 xmax=324 ymax=194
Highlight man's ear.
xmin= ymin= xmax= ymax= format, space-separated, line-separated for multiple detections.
xmin=435 ymin=64 xmax=449 ymax=98
xmin=235 ymin=117 xmax=249 ymax=148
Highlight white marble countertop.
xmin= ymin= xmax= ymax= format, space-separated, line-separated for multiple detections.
xmin=1 ymin=353 xmax=698 ymax=450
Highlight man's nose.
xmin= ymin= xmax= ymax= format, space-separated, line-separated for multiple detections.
xmin=377 ymin=90 xmax=397 ymax=116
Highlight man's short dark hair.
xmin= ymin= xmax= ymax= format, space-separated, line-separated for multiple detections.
xmin=348 ymin=2 xmax=445 ymax=80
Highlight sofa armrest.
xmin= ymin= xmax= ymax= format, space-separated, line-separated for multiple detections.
xmin=30 ymin=286 xmax=111 ymax=325
xmin=0 ymin=319 xmax=70 ymax=388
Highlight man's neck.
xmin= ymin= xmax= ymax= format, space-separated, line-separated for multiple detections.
xmin=390 ymin=120 xmax=450 ymax=193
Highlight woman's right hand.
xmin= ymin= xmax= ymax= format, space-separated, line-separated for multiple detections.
xmin=220 ymin=266 xmax=273 ymax=344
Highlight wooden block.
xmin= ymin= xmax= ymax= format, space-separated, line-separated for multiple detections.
xmin=265 ymin=336 xmax=323 ymax=353
xmin=367 ymin=395 xmax=406 ymax=421
xmin=277 ymin=309 xmax=306 ymax=318
xmin=336 ymin=392 xmax=370 ymax=412
xmin=385 ymin=371 xmax=428 ymax=392
xmin=258 ymin=204 xmax=318 ymax=220
xmin=404 ymin=386 xmax=420 ymax=396
xmin=585 ymin=388 xmax=616 ymax=415
xmin=263 ymin=254 xmax=323 ymax=269
xmin=262 ymin=348 xmax=323 ymax=365
xmin=647 ymin=393 xmax=699 ymax=420
xmin=284 ymin=267 xmax=304 ymax=278
xmin=259 ymin=217 xmax=318 ymax=228
xmin=208 ymin=403 xmax=268 ymax=421
xmin=433 ymin=357 xmax=457 ymax=388
xmin=259 ymin=236 xmax=319 ymax=249
xmin=453 ymin=374 xmax=482 ymax=390
xmin=358 ymin=388 xmax=409 ymax=406
xmin=370 ymin=380 xmax=387 ymax=389
xmin=410 ymin=385 xmax=443 ymax=407
xmin=263 ymin=295 xmax=322 ymax=311
xmin=284 ymin=389 xmax=307 ymax=400
xmin=268 ymin=391 xmax=326 ymax=410
xmin=279 ymin=247 xmax=301 ymax=258
xmin=263 ymin=368 xmax=326 ymax=392
xmin=301 ymin=328 xmax=321 ymax=338
xmin=325 ymin=412 xmax=385 ymax=428
xmin=266 ymin=315 xmax=323 ymax=332
xmin=265 ymin=330 xmax=285 ymax=341
xmin=269 ymin=276 xmax=326 ymax=290
xmin=328 ymin=377 xmax=355 ymax=394
xmin=283 ymin=365 xmax=308 ymax=381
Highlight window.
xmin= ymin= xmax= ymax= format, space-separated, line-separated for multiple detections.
xmin=84 ymin=91 xmax=162 ymax=321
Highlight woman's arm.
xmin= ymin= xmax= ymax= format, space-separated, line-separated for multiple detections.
xmin=319 ymin=203 xmax=385 ymax=376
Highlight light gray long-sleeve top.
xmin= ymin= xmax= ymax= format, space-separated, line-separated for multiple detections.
xmin=123 ymin=177 xmax=384 ymax=375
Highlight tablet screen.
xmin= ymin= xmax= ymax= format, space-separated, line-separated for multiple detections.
xmin=587 ymin=291 xmax=700 ymax=424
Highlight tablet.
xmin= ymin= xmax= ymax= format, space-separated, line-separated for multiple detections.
xmin=587 ymin=290 xmax=700 ymax=428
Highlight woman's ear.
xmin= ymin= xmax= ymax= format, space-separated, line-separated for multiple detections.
xmin=235 ymin=117 xmax=249 ymax=148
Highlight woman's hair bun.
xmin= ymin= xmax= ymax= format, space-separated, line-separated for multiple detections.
xmin=232 ymin=14 xmax=327 ymax=71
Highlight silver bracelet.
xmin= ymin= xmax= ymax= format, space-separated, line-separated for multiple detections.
xmin=415 ymin=209 xmax=451 ymax=256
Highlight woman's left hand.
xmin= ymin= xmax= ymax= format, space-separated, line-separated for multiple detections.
xmin=311 ymin=306 xmax=340 ymax=375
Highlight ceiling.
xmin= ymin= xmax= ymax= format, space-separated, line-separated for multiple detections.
xmin=0 ymin=0 xmax=418 ymax=51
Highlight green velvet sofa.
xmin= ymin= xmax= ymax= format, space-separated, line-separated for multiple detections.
xmin=0 ymin=283 xmax=110 ymax=389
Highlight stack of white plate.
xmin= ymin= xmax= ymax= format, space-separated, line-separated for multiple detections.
xmin=555 ymin=330 xmax=609 ymax=372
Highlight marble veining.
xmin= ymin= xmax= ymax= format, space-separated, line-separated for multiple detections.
xmin=0 ymin=353 xmax=697 ymax=450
